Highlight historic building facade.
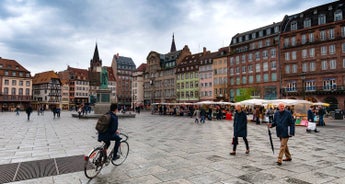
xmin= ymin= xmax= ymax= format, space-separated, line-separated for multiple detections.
xmin=144 ymin=35 xmax=191 ymax=105
xmin=229 ymin=22 xmax=281 ymax=101
xmin=280 ymin=1 xmax=345 ymax=110
xmin=132 ymin=63 xmax=146 ymax=108
xmin=32 ymin=71 xmax=61 ymax=110
xmin=111 ymin=54 xmax=136 ymax=107
xmin=213 ymin=47 xmax=230 ymax=101
xmin=0 ymin=57 xmax=32 ymax=111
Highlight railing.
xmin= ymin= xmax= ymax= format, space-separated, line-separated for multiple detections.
xmin=284 ymin=85 xmax=345 ymax=94
xmin=0 ymin=95 xmax=32 ymax=101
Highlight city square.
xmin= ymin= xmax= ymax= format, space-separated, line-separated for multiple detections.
xmin=0 ymin=110 xmax=344 ymax=184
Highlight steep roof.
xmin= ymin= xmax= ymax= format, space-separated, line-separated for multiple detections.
xmin=67 ymin=66 xmax=89 ymax=80
xmin=116 ymin=56 xmax=136 ymax=70
xmin=136 ymin=63 xmax=147 ymax=72
xmin=0 ymin=57 xmax=31 ymax=77
xmin=170 ymin=33 xmax=177 ymax=52
xmin=32 ymin=70 xmax=60 ymax=84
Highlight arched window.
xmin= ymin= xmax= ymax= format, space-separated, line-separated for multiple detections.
xmin=11 ymin=88 xmax=16 ymax=95
xmin=334 ymin=10 xmax=343 ymax=21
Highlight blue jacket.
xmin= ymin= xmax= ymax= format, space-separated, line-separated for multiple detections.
xmin=233 ymin=110 xmax=247 ymax=137
xmin=272 ymin=110 xmax=295 ymax=138
xmin=98 ymin=111 xmax=118 ymax=141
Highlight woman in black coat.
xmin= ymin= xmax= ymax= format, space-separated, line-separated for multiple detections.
xmin=230 ymin=104 xmax=250 ymax=155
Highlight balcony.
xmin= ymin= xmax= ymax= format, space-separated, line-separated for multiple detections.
xmin=0 ymin=95 xmax=32 ymax=102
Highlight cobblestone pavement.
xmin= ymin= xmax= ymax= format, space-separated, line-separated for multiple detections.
xmin=1 ymin=111 xmax=344 ymax=184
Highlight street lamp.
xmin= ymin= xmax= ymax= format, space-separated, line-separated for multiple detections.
xmin=301 ymin=76 xmax=305 ymax=100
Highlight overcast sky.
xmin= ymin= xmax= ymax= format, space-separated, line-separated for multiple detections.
xmin=0 ymin=0 xmax=336 ymax=75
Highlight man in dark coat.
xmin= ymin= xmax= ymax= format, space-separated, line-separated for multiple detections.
xmin=98 ymin=103 xmax=122 ymax=160
xmin=25 ymin=104 xmax=33 ymax=121
xmin=269 ymin=103 xmax=295 ymax=165
xmin=307 ymin=106 xmax=319 ymax=132
xmin=230 ymin=104 xmax=249 ymax=155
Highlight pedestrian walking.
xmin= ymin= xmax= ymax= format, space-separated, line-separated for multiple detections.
xmin=230 ymin=104 xmax=249 ymax=155
xmin=268 ymin=103 xmax=295 ymax=165
xmin=193 ymin=107 xmax=200 ymax=123
xmin=25 ymin=104 xmax=33 ymax=121
xmin=307 ymin=106 xmax=319 ymax=133
xmin=200 ymin=108 xmax=206 ymax=123
xmin=15 ymin=106 xmax=20 ymax=116
xmin=318 ymin=106 xmax=325 ymax=126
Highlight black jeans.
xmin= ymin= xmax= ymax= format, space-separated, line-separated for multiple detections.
xmin=104 ymin=134 xmax=122 ymax=157
xmin=233 ymin=136 xmax=249 ymax=151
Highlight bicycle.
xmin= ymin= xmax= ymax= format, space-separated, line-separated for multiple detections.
xmin=84 ymin=132 xmax=129 ymax=179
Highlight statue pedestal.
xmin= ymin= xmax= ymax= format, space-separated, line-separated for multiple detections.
xmin=94 ymin=88 xmax=111 ymax=114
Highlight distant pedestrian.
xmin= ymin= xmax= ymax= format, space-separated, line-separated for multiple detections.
xmin=200 ymin=108 xmax=206 ymax=123
xmin=56 ymin=107 xmax=61 ymax=118
xmin=307 ymin=106 xmax=319 ymax=133
xmin=193 ymin=107 xmax=200 ymax=123
xmin=52 ymin=106 xmax=57 ymax=118
xmin=318 ymin=106 xmax=325 ymax=126
xmin=230 ymin=104 xmax=249 ymax=155
xmin=25 ymin=104 xmax=33 ymax=121
xmin=16 ymin=107 xmax=20 ymax=116
xmin=268 ymin=103 xmax=295 ymax=165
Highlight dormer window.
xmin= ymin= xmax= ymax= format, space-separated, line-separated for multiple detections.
xmin=334 ymin=10 xmax=343 ymax=21
xmin=291 ymin=21 xmax=298 ymax=31
xmin=318 ymin=14 xmax=326 ymax=25
xmin=304 ymin=18 xmax=311 ymax=28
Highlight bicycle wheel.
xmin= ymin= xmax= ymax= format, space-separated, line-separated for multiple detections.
xmin=84 ymin=147 xmax=104 ymax=179
xmin=111 ymin=141 xmax=129 ymax=166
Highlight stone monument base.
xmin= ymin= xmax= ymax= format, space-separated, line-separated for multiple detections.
xmin=94 ymin=103 xmax=111 ymax=115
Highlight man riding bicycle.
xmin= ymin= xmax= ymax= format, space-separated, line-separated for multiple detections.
xmin=98 ymin=103 xmax=122 ymax=161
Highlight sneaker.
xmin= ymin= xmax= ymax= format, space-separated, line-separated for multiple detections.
xmin=112 ymin=155 xmax=120 ymax=160
xmin=276 ymin=161 xmax=282 ymax=166
xmin=283 ymin=158 xmax=292 ymax=161
xmin=229 ymin=152 xmax=236 ymax=155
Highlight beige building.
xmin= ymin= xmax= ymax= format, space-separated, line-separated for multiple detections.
xmin=213 ymin=47 xmax=230 ymax=101
xmin=0 ymin=57 xmax=32 ymax=111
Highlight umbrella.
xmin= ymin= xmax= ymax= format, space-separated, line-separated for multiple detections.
xmin=312 ymin=102 xmax=330 ymax=107
xmin=267 ymin=126 xmax=274 ymax=154
xmin=237 ymin=99 xmax=268 ymax=106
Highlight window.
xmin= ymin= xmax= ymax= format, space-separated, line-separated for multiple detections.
xmin=246 ymin=54 xmax=252 ymax=62
xmin=26 ymin=81 xmax=30 ymax=86
xmin=304 ymin=18 xmax=311 ymax=28
xmin=248 ymin=65 xmax=253 ymax=72
xmin=256 ymin=63 xmax=261 ymax=72
xmin=19 ymin=88 xmax=23 ymax=95
xmin=11 ymin=88 xmax=16 ymax=95
xmin=329 ymin=59 xmax=336 ymax=69
xmin=265 ymin=39 xmax=270 ymax=46
xmin=291 ymin=36 xmax=296 ymax=46
xmin=4 ymin=87 xmax=8 ymax=94
xmin=242 ymin=66 xmax=246 ymax=73
xmin=342 ymin=26 xmax=345 ymax=37
xmin=12 ymin=80 xmax=17 ymax=86
xmin=318 ymin=14 xmax=326 ymax=25
xmin=301 ymin=34 xmax=307 ymax=44
xmin=329 ymin=45 xmax=336 ymax=54
xmin=270 ymin=49 xmax=276 ymax=58
xmin=271 ymin=73 xmax=277 ymax=81
xmin=252 ymin=32 xmax=256 ymax=39
xmin=291 ymin=21 xmax=297 ymax=31
xmin=242 ymin=76 xmax=247 ymax=84
xmin=285 ymin=65 xmax=290 ymax=74
xmin=4 ymin=79 xmax=9 ymax=85
xmin=263 ymin=50 xmax=268 ymax=59
xmin=266 ymin=28 xmax=271 ymax=35
xmin=285 ymin=52 xmax=290 ymax=61
xmin=263 ymin=62 xmax=268 ymax=71
xmin=241 ymin=55 xmax=246 ymax=63
xmin=302 ymin=49 xmax=307 ymax=58
xmin=323 ymin=79 xmax=336 ymax=90
xmin=302 ymin=63 xmax=308 ymax=72
xmin=309 ymin=48 xmax=315 ymax=57
xmin=263 ymin=73 xmax=269 ymax=82
xmin=284 ymin=38 xmax=289 ymax=47
xmin=310 ymin=61 xmax=316 ymax=71
xmin=334 ymin=10 xmax=343 ymax=21
xmin=256 ymin=74 xmax=261 ymax=82
xmin=321 ymin=46 xmax=327 ymax=55
xmin=287 ymin=81 xmax=297 ymax=91
xmin=292 ymin=51 xmax=297 ymax=60
xmin=328 ymin=29 xmax=335 ymax=39
xmin=292 ymin=64 xmax=297 ymax=73
xmin=343 ymin=58 xmax=345 ymax=68
xmin=230 ymin=57 xmax=234 ymax=65
xmin=309 ymin=33 xmax=314 ymax=42
xmin=306 ymin=80 xmax=316 ymax=91
xmin=255 ymin=52 xmax=260 ymax=60
xmin=321 ymin=60 xmax=328 ymax=70
xmin=342 ymin=43 xmax=345 ymax=53
xmin=320 ymin=30 xmax=326 ymax=41
xmin=258 ymin=41 xmax=263 ymax=48
xmin=271 ymin=61 xmax=276 ymax=70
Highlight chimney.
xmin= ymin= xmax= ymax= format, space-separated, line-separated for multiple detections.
xmin=203 ymin=47 xmax=207 ymax=55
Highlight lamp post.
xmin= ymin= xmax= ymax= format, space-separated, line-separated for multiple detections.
xmin=301 ymin=76 xmax=305 ymax=100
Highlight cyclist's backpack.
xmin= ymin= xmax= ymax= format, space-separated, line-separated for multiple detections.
xmin=95 ymin=113 xmax=111 ymax=133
